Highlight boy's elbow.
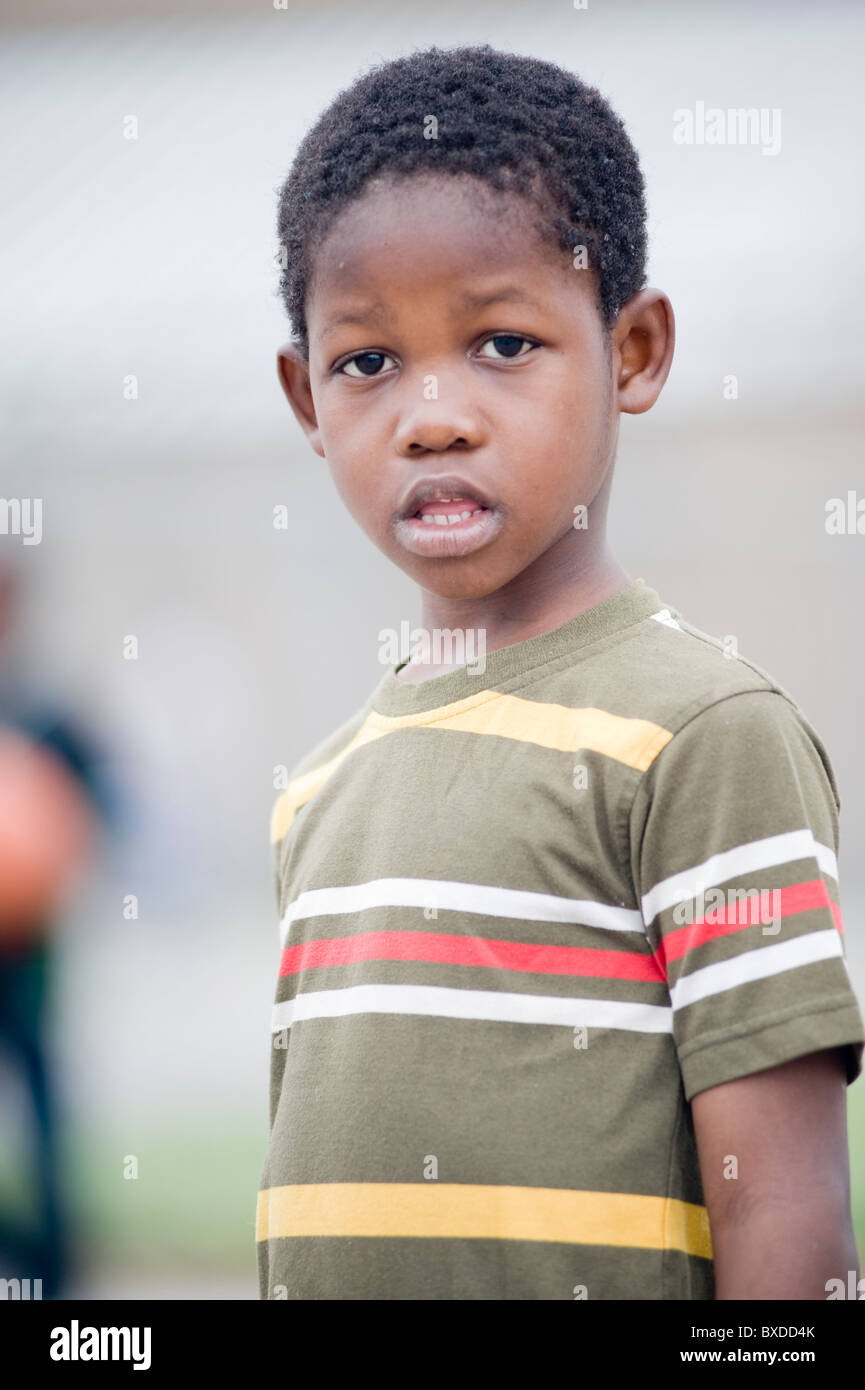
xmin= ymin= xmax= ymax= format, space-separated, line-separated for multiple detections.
xmin=708 ymin=1191 xmax=859 ymax=1300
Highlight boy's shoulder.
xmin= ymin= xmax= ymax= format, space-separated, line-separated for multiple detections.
xmin=269 ymin=700 xmax=371 ymax=846
xmin=498 ymin=597 xmax=828 ymax=784
xmin=560 ymin=599 xmax=839 ymax=813
xmin=541 ymin=599 xmax=802 ymax=727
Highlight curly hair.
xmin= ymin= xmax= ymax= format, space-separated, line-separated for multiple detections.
xmin=276 ymin=44 xmax=648 ymax=359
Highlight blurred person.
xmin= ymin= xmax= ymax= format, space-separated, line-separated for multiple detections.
xmin=0 ymin=560 xmax=113 ymax=1298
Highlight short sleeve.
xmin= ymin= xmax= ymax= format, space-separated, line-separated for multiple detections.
xmin=631 ymin=689 xmax=865 ymax=1102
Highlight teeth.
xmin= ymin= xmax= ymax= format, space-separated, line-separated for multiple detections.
xmin=420 ymin=508 xmax=483 ymax=526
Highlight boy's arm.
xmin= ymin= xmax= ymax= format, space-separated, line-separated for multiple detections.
xmin=692 ymin=1046 xmax=859 ymax=1299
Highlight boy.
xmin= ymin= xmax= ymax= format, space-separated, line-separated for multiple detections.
xmin=257 ymin=45 xmax=864 ymax=1300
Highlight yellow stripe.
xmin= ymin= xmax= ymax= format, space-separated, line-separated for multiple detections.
xmin=270 ymin=722 xmax=392 ymax=843
xmin=417 ymin=697 xmax=672 ymax=768
xmin=271 ymin=694 xmax=673 ymax=843
xmin=255 ymin=1183 xmax=712 ymax=1259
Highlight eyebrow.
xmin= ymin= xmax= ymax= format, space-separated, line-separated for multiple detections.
xmin=319 ymin=303 xmax=392 ymax=339
xmin=318 ymin=287 xmax=544 ymax=341
xmin=460 ymin=288 xmax=544 ymax=313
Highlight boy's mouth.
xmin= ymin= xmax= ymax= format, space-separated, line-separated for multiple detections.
xmin=394 ymin=474 xmax=503 ymax=558
xmin=414 ymin=496 xmax=487 ymax=526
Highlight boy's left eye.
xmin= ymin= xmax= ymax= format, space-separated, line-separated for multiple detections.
xmin=339 ymin=351 xmax=397 ymax=377
xmin=476 ymin=334 xmax=535 ymax=360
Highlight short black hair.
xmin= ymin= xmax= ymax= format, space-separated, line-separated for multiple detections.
xmin=276 ymin=44 xmax=648 ymax=359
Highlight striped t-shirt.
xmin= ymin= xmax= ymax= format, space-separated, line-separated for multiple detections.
xmin=257 ymin=578 xmax=864 ymax=1300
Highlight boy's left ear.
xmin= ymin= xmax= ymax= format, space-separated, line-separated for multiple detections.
xmin=276 ymin=341 xmax=325 ymax=457
xmin=610 ymin=289 xmax=675 ymax=414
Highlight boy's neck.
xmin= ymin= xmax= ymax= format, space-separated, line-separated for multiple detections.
xmin=395 ymin=550 xmax=633 ymax=685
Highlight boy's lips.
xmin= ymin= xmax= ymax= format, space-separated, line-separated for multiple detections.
xmin=397 ymin=474 xmax=494 ymax=520
xmin=394 ymin=474 xmax=503 ymax=558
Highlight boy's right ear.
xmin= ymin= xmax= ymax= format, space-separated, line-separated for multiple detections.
xmin=276 ymin=342 xmax=325 ymax=458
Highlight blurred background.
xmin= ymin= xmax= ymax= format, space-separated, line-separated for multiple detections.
xmin=0 ymin=0 xmax=863 ymax=1298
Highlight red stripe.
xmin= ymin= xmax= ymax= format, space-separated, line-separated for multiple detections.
xmin=657 ymin=879 xmax=842 ymax=969
xmin=279 ymin=930 xmax=666 ymax=983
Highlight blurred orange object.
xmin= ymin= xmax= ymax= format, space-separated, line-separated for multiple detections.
xmin=0 ymin=725 xmax=97 ymax=944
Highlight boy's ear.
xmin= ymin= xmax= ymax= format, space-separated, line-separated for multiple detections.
xmin=276 ymin=342 xmax=325 ymax=457
xmin=610 ymin=289 xmax=675 ymax=415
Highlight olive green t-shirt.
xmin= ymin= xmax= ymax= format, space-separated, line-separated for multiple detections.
xmin=257 ymin=578 xmax=864 ymax=1300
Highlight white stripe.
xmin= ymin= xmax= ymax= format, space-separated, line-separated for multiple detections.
xmin=281 ymin=878 xmax=644 ymax=945
xmin=650 ymin=608 xmax=682 ymax=631
xmin=670 ymin=929 xmax=843 ymax=1011
xmin=641 ymin=829 xmax=838 ymax=928
xmin=271 ymin=983 xmax=672 ymax=1035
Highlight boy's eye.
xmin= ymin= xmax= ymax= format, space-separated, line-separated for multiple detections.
xmin=339 ymin=351 xmax=396 ymax=377
xmin=336 ymin=336 xmax=535 ymax=375
xmin=477 ymin=334 xmax=535 ymax=360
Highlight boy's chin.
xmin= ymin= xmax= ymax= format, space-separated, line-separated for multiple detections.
xmin=393 ymin=559 xmax=514 ymax=603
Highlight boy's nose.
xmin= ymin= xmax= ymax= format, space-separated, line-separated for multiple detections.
xmin=394 ymin=392 xmax=486 ymax=456
xmin=397 ymin=420 xmax=471 ymax=454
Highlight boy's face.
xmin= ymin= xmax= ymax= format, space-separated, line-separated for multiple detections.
xmin=280 ymin=173 xmax=669 ymax=600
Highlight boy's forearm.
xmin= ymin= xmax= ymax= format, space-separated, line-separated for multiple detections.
xmin=711 ymin=1201 xmax=859 ymax=1300
xmin=693 ymin=1050 xmax=857 ymax=1301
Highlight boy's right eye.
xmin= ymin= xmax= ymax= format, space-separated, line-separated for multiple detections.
xmin=339 ymin=351 xmax=396 ymax=378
